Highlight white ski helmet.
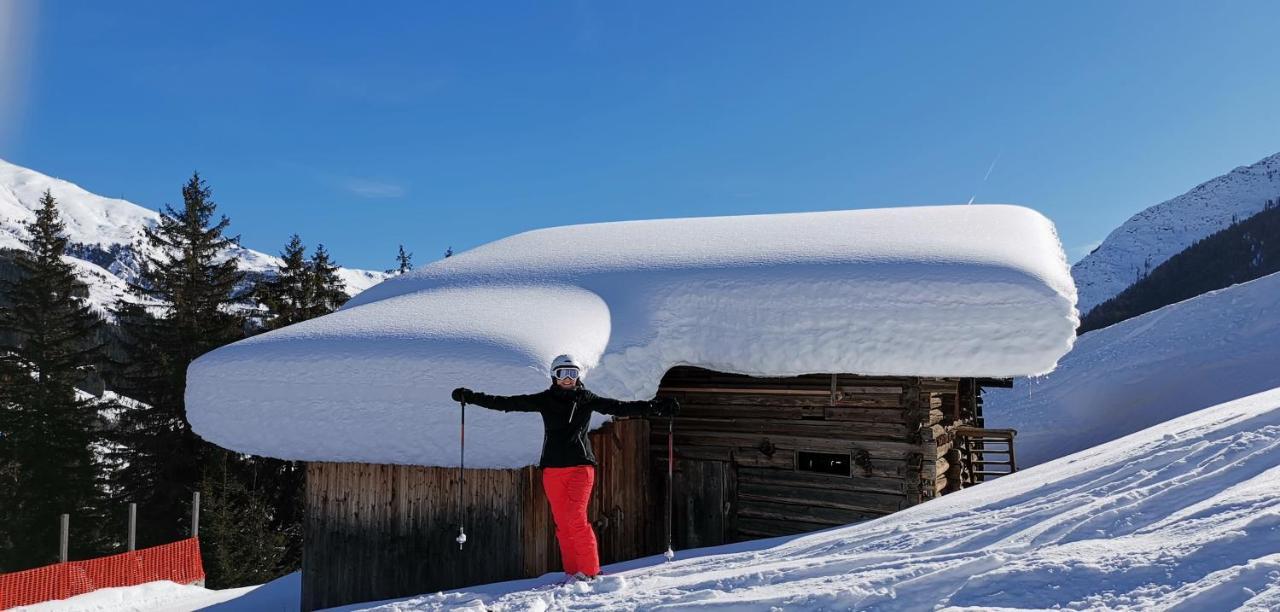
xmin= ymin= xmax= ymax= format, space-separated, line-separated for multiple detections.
xmin=550 ymin=354 xmax=583 ymax=377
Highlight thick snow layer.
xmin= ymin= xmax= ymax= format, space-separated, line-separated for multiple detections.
xmin=985 ymin=270 xmax=1280 ymax=467
xmin=1072 ymin=151 xmax=1280 ymax=315
xmin=330 ymin=386 xmax=1280 ymax=611
xmin=187 ymin=204 xmax=1077 ymax=467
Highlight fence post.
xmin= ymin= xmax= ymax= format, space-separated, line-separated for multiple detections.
xmin=59 ymin=514 xmax=69 ymax=563
xmin=128 ymin=503 xmax=137 ymax=551
xmin=191 ymin=491 xmax=200 ymax=538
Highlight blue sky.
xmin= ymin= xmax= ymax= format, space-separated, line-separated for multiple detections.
xmin=3 ymin=1 xmax=1280 ymax=271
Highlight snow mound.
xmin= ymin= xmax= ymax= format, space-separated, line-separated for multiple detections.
xmin=985 ymin=269 xmax=1280 ymax=467
xmin=186 ymin=204 xmax=1078 ymax=467
xmin=346 ymin=386 xmax=1280 ymax=611
xmin=14 ymin=579 xmax=257 ymax=612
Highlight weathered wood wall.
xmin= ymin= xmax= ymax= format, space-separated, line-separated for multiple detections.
xmin=302 ymin=418 xmax=651 ymax=611
xmin=651 ymin=367 xmax=978 ymax=545
xmin=303 ymin=369 xmax=1007 ymax=610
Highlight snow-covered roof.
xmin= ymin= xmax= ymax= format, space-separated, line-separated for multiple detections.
xmin=186 ymin=204 xmax=1078 ymax=467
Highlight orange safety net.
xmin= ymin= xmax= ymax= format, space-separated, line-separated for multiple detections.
xmin=0 ymin=537 xmax=204 ymax=609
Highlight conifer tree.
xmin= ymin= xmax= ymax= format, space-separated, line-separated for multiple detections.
xmin=109 ymin=173 xmax=247 ymax=553
xmin=0 ymin=190 xmax=108 ymax=571
xmin=306 ymin=244 xmax=347 ymax=318
xmin=199 ymin=449 xmax=289 ymax=587
xmin=256 ymin=234 xmax=312 ymax=329
xmin=388 ymin=244 xmax=413 ymax=274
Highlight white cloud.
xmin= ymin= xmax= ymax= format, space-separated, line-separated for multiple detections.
xmin=341 ymin=178 xmax=407 ymax=199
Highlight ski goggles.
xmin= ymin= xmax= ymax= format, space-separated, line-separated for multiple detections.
xmin=552 ymin=367 xmax=581 ymax=380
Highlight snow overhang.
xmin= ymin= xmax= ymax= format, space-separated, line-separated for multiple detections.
xmin=186 ymin=204 xmax=1078 ymax=467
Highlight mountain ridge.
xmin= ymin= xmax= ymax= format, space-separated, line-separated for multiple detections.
xmin=0 ymin=157 xmax=387 ymax=314
xmin=1072 ymin=151 xmax=1280 ymax=315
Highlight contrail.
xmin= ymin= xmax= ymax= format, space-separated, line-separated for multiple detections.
xmin=0 ymin=0 xmax=38 ymax=152
xmin=968 ymin=150 xmax=1003 ymax=205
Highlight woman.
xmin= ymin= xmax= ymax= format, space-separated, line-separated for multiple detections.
xmin=451 ymin=354 xmax=679 ymax=581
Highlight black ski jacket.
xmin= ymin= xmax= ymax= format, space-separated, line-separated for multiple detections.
xmin=466 ymin=384 xmax=658 ymax=468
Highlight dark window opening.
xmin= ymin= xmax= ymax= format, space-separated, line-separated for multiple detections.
xmin=797 ymin=451 xmax=851 ymax=476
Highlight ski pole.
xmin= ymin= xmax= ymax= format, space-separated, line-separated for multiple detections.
xmin=664 ymin=413 xmax=674 ymax=562
xmin=457 ymin=399 xmax=467 ymax=550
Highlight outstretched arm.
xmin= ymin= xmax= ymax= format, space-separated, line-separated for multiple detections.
xmin=588 ymin=393 xmax=679 ymax=417
xmin=452 ymin=388 xmax=540 ymax=413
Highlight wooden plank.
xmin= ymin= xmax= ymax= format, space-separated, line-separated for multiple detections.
xmin=837 ymin=385 xmax=903 ymax=395
xmin=824 ymin=406 xmax=911 ymax=422
xmin=954 ymin=426 xmax=1017 ymax=438
xmin=732 ymin=448 xmax=796 ymax=470
xmin=736 ymin=498 xmax=883 ymax=526
xmin=737 ymin=467 xmax=906 ymax=496
xmin=736 ymin=516 xmax=834 ymax=539
xmin=662 ymin=386 xmax=830 ymax=396
xmin=668 ymin=416 xmax=910 ymax=440
xmin=829 ymin=395 xmax=906 ymax=408
xmin=677 ymin=403 xmax=806 ymax=419
xmin=737 ymin=481 xmax=907 ymax=514
xmin=667 ymin=431 xmax=921 ymax=457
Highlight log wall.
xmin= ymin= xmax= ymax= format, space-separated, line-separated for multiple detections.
xmin=651 ymin=367 xmax=978 ymax=544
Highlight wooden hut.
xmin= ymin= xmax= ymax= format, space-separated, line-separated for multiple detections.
xmin=300 ymin=367 xmax=1016 ymax=610
xmin=185 ymin=205 xmax=1076 ymax=611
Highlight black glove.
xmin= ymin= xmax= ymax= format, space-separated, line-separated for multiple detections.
xmin=451 ymin=387 xmax=474 ymax=403
xmin=652 ymin=397 xmax=680 ymax=417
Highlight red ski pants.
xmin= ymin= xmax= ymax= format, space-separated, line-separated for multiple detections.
xmin=541 ymin=466 xmax=600 ymax=577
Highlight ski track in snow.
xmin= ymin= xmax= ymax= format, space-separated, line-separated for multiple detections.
xmin=341 ymin=388 xmax=1280 ymax=612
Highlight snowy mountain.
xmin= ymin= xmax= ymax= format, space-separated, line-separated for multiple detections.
xmin=1072 ymin=151 xmax=1280 ymax=315
xmin=985 ymin=269 xmax=1280 ymax=467
xmin=0 ymin=158 xmax=387 ymax=314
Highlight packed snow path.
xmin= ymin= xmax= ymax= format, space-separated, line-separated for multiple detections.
xmin=348 ymin=387 xmax=1280 ymax=611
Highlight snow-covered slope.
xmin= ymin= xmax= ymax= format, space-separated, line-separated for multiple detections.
xmin=0 ymin=157 xmax=386 ymax=314
xmin=985 ymin=269 xmax=1280 ymax=467
xmin=1073 ymin=151 xmax=1280 ymax=315
xmin=186 ymin=204 xmax=1078 ymax=468
xmin=336 ymin=386 xmax=1280 ymax=611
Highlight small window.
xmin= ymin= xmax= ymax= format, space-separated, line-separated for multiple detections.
xmin=797 ymin=451 xmax=851 ymax=477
